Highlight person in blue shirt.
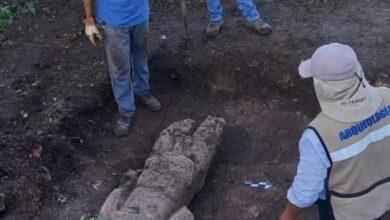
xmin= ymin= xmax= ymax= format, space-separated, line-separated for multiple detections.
xmin=205 ymin=0 xmax=272 ymax=38
xmin=83 ymin=0 xmax=161 ymax=137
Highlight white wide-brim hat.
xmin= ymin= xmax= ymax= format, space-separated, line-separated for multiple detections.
xmin=298 ymin=43 xmax=382 ymax=123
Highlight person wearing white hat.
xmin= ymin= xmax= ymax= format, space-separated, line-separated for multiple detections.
xmin=279 ymin=43 xmax=390 ymax=220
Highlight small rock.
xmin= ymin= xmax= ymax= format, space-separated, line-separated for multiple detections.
xmin=57 ymin=194 xmax=67 ymax=203
xmin=160 ymin=34 xmax=168 ymax=40
xmin=0 ymin=193 xmax=5 ymax=212
xmin=0 ymin=34 xmax=5 ymax=43
xmin=2 ymin=40 xmax=15 ymax=48
xmin=38 ymin=166 xmax=52 ymax=181
xmin=32 ymin=144 xmax=43 ymax=159
xmin=247 ymin=205 xmax=261 ymax=218
xmin=160 ymin=34 xmax=168 ymax=48
xmin=21 ymin=111 xmax=29 ymax=118
xmin=248 ymin=60 xmax=260 ymax=68
xmin=53 ymin=185 xmax=60 ymax=191
xmin=92 ymin=180 xmax=103 ymax=190
xmin=31 ymin=81 xmax=39 ymax=87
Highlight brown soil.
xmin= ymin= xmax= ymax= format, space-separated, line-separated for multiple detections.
xmin=0 ymin=0 xmax=389 ymax=220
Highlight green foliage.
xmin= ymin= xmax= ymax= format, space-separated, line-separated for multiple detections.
xmin=0 ymin=1 xmax=37 ymax=30
xmin=0 ymin=5 xmax=14 ymax=30
xmin=21 ymin=2 xmax=37 ymax=16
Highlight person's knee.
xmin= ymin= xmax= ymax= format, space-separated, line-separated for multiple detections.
xmin=133 ymin=25 xmax=149 ymax=56
xmin=108 ymin=45 xmax=129 ymax=74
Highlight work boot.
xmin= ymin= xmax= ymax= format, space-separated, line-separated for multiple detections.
xmin=247 ymin=19 xmax=272 ymax=35
xmin=114 ymin=114 xmax=132 ymax=137
xmin=205 ymin=20 xmax=224 ymax=39
xmin=136 ymin=93 xmax=162 ymax=111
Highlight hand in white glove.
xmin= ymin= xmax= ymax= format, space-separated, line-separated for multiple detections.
xmin=84 ymin=17 xmax=102 ymax=46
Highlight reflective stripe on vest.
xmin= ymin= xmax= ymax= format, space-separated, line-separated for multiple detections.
xmin=330 ymin=123 xmax=390 ymax=162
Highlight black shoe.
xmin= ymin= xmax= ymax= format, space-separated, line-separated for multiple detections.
xmin=114 ymin=114 xmax=132 ymax=137
xmin=136 ymin=93 xmax=162 ymax=112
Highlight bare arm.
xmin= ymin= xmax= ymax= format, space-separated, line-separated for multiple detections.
xmin=279 ymin=202 xmax=303 ymax=220
xmin=83 ymin=0 xmax=95 ymax=25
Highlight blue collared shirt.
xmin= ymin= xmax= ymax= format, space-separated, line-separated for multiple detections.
xmin=96 ymin=0 xmax=149 ymax=28
xmin=287 ymin=129 xmax=331 ymax=208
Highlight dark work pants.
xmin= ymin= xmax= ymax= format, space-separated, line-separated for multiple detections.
xmin=317 ymin=199 xmax=389 ymax=220
xmin=317 ymin=200 xmax=335 ymax=220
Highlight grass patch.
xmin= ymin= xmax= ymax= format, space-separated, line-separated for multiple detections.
xmin=0 ymin=1 xmax=37 ymax=30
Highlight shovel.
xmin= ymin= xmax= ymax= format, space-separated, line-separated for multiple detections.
xmin=179 ymin=0 xmax=189 ymax=41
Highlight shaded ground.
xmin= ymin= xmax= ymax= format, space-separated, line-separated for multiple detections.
xmin=0 ymin=0 xmax=389 ymax=219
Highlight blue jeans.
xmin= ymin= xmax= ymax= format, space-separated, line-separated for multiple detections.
xmin=205 ymin=0 xmax=261 ymax=22
xmin=101 ymin=21 xmax=150 ymax=118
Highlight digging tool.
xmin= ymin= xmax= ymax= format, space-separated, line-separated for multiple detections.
xmin=179 ymin=0 xmax=189 ymax=41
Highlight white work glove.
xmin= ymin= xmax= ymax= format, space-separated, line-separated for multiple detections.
xmin=84 ymin=17 xmax=102 ymax=46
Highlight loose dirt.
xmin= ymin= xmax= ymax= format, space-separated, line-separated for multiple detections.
xmin=0 ymin=0 xmax=389 ymax=219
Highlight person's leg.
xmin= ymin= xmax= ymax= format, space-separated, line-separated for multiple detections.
xmin=101 ymin=24 xmax=134 ymax=136
xmin=204 ymin=0 xmax=224 ymax=38
xmin=130 ymin=21 xmax=161 ymax=111
xmin=235 ymin=0 xmax=260 ymax=22
xmin=235 ymin=0 xmax=272 ymax=35
xmin=130 ymin=21 xmax=150 ymax=96
xmin=205 ymin=0 xmax=223 ymax=22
